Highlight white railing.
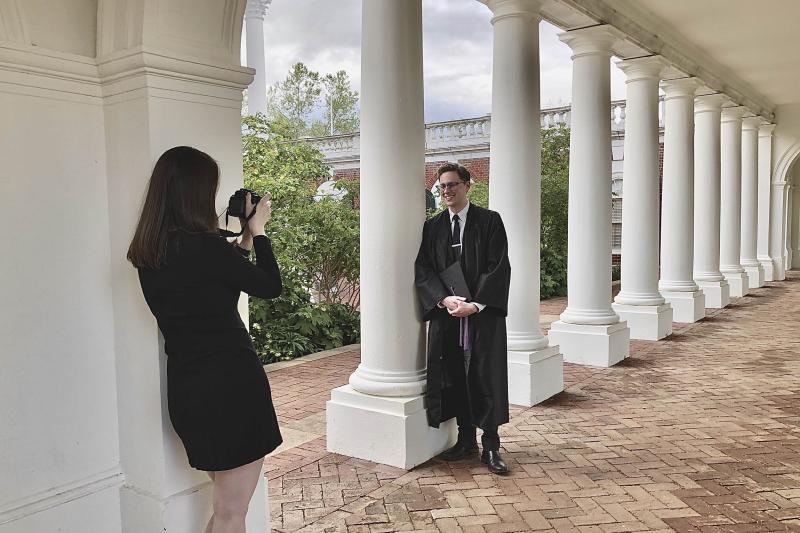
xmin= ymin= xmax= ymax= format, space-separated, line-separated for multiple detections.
xmin=306 ymin=97 xmax=665 ymax=162
xmin=305 ymin=132 xmax=360 ymax=161
xmin=425 ymin=116 xmax=491 ymax=150
xmin=540 ymin=105 xmax=571 ymax=128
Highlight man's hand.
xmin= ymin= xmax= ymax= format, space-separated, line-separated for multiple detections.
xmin=449 ymin=300 xmax=478 ymax=318
xmin=441 ymin=295 xmax=466 ymax=311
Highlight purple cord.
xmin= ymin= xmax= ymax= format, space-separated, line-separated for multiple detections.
xmin=460 ymin=316 xmax=470 ymax=351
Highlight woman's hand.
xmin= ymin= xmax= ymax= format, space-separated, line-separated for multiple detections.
xmin=247 ymin=192 xmax=272 ymax=237
xmin=236 ymin=195 xmax=254 ymax=249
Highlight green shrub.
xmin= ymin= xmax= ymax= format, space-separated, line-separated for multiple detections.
xmin=242 ymin=114 xmax=360 ymax=363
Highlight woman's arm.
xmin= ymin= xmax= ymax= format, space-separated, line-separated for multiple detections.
xmin=208 ymin=233 xmax=282 ymax=299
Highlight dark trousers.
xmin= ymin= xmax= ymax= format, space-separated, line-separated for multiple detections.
xmin=443 ymin=322 xmax=500 ymax=452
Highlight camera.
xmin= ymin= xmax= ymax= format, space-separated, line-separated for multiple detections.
xmin=227 ymin=188 xmax=262 ymax=219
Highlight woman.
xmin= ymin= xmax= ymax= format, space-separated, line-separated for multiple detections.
xmin=128 ymin=146 xmax=282 ymax=533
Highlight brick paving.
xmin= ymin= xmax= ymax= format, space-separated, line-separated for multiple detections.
xmin=264 ymin=272 xmax=800 ymax=532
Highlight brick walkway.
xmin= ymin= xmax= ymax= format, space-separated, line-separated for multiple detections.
xmin=264 ymin=272 xmax=800 ymax=532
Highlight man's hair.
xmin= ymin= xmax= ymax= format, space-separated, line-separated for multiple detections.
xmin=436 ymin=162 xmax=471 ymax=183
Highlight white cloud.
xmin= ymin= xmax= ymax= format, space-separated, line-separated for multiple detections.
xmin=245 ymin=0 xmax=627 ymax=122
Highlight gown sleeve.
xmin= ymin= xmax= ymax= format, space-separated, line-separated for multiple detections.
xmin=414 ymin=219 xmax=450 ymax=321
xmin=471 ymin=212 xmax=511 ymax=316
xmin=207 ymin=234 xmax=282 ymax=299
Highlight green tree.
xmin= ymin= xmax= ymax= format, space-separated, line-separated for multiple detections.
xmin=540 ymin=125 xmax=570 ymax=297
xmin=310 ymin=71 xmax=360 ymax=136
xmin=541 ymin=125 xmax=570 ymax=256
xmin=241 ymin=114 xmax=360 ymax=362
xmin=265 ymin=63 xmax=360 ymax=139
xmin=267 ymin=62 xmax=321 ymax=137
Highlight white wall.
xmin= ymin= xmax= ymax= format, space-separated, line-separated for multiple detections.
xmin=790 ymin=176 xmax=800 ymax=269
xmin=2 ymin=0 xmax=98 ymax=57
xmin=0 ymin=60 xmax=122 ymax=530
xmin=767 ymin=104 xmax=800 ymax=278
xmin=0 ymin=0 xmax=262 ymax=531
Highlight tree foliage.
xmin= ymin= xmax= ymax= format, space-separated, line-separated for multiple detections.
xmin=241 ymin=115 xmax=360 ymax=363
xmin=267 ymin=62 xmax=321 ymax=137
xmin=266 ymin=62 xmax=360 ymax=138
xmin=309 ymin=71 xmax=360 ymax=137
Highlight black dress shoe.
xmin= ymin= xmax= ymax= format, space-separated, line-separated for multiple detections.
xmin=481 ymin=450 xmax=509 ymax=474
xmin=439 ymin=441 xmax=478 ymax=461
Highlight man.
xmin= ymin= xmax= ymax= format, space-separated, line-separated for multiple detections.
xmin=414 ymin=162 xmax=511 ymax=475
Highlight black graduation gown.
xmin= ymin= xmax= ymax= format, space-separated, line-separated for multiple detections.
xmin=414 ymin=203 xmax=511 ymax=430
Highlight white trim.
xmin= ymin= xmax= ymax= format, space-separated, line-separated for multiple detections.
xmin=0 ymin=468 xmax=124 ymax=525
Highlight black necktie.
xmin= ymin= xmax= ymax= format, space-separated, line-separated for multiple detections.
xmin=452 ymin=214 xmax=461 ymax=260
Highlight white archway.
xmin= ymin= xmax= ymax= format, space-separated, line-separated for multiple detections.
xmin=0 ymin=2 xmax=264 ymax=532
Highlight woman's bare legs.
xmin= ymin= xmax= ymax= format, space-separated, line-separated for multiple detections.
xmin=208 ymin=457 xmax=264 ymax=533
xmin=204 ymin=471 xmax=216 ymax=533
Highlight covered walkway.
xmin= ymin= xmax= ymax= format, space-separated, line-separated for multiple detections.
xmin=268 ymin=273 xmax=800 ymax=532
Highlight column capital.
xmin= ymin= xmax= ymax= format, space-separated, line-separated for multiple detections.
xmin=660 ymin=77 xmax=700 ymax=98
xmin=721 ymin=105 xmax=747 ymax=122
xmin=759 ymin=123 xmax=777 ymax=137
xmin=694 ymin=93 xmax=727 ymax=114
xmin=245 ymin=0 xmax=272 ymax=20
xmin=481 ymin=0 xmax=543 ymax=22
xmin=742 ymin=116 xmax=763 ymax=131
xmin=616 ymin=55 xmax=667 ymax=82
xmin=558 ymin=25 xmax=623 ymax=59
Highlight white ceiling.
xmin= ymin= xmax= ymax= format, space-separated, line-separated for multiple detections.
xmin=616 ymin=0 xmax=800 ymax=107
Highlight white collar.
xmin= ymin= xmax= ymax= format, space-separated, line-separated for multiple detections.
xmin=448 ymin=202 xmax=470 ymax=221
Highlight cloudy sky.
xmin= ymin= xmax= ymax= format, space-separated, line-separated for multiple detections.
xmin=247 ymin=0 xmax=628 ymax=122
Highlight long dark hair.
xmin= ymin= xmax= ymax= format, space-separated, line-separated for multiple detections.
xmin=127 ymin=146 xmax=220 ymax=269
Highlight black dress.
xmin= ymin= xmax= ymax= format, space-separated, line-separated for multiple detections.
xmin=138 ymin=231 xmax=283 ymax=471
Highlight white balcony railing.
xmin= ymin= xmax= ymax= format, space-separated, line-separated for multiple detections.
xmin=305 ymin=97 xmax=665 ymax=162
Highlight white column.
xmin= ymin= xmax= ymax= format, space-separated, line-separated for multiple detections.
xmin=549 ymin=26 xmax=630 ymax=367
xmin=771 ymin=181 xmax=790 ymax=280
xmin=245 ymin=0 xmax=272 ymax=115
xmin=326 ymin=0 xmax=454 ymax=469
xmin=787 ymin=185 xmax=795 ymax=269
xmin=720 ymin=106 xmax=750 ymax=296
xmin=693 ymin=94 xmax=731 ymax=308
xmin=658 ymin=78 xmax=705 ymax=323
xmin=758 ymin=124 xmax=776 ymax=280
xmin=611 ymin=57 xmax=673 ymax=340
xmin=484 ymin=0 xmax=563 ymax=406
xmin=792 ymin=185 xmax=800 ymax=267
xmin=103 ymin=60 xmax=268 ymax=533
xmin=740 ymin=116 xmax=764 ymax=288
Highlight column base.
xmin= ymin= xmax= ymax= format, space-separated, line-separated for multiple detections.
xmin=760 ymin=258 xmax=775 ymax=282
xmin=723 ymin=271 xmax=750 ymax=297
xmin=326 ymin=385 xmax=455 ymax=469
xmin=696 ymin=279 xmax=730 ymax=308
xmin=507 ymin=345 xmax=563 ymax=407
xmin=743 ymin=264 xmax=765 ymax=289
xmin=612 ymin=303 xmax=673 ymax=340
xmin=548 ymin=321 xmax=629 ymax=367
xmin=119 ymin=475 xmax=267 ymax=533
xmin=661 ymin=290 xmax=705 ymax=323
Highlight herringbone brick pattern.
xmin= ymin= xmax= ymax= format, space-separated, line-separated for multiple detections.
xmin=266 ymin=272 xmax=800 ymax=532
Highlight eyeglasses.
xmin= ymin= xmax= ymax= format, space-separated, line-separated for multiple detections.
xmin=438 ymin=181 xmax=466 ymax=191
